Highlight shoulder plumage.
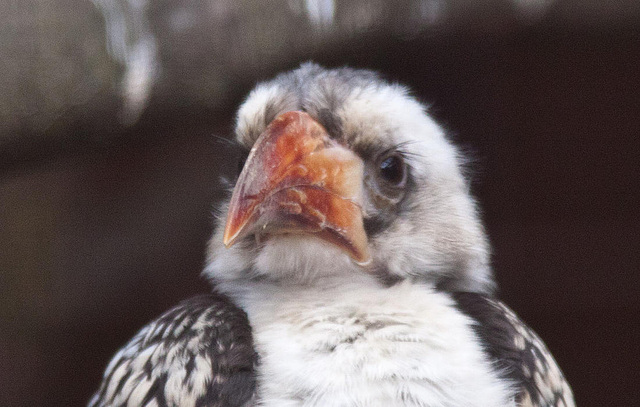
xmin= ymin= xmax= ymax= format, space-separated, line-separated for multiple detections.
xmin=451 ymin=292 xmax=575 ymax=407
xmin=89 ymin=294 xmax=256 ymax=407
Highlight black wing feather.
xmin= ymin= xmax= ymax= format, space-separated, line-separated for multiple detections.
xmin=452 ymin=292 xmax=575 ymax=407
xmin=89 ymin=294 xmax=256 ymax=407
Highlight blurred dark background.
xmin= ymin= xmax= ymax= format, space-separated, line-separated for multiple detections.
xmin=1 ymin=1 xmax=639 ymax=405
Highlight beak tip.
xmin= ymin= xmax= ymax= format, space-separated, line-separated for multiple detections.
xmin=223 ymin=220 xmax=247 ymax=248
xmin=222 ymin=228 xmax=235 ymax=248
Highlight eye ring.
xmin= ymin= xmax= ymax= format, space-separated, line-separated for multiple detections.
xmin=377 ymin=152 xmax=407 ymax=188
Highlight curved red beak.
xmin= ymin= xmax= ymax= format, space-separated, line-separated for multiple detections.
xmin=223 ymin=111 xmax=371 ymax=265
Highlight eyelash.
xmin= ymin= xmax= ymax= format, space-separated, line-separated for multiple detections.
xmin=384 ymin=143 xmax=416 ymax=172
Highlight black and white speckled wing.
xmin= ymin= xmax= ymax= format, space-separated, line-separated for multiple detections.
xmin=89 ymin=294 xmax=257 ymax=407
xmin=453 ymin=292 xmax=575 ymax=407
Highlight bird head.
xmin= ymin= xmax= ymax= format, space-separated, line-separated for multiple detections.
xmin=205 ymin=63 xmax=493 ymax=295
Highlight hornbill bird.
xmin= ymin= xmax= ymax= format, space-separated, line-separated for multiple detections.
xmin=90 ymin=63 xmax=575 ymax=407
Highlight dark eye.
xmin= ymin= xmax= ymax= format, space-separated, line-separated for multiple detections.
xmin=378 ymin=153 xmax=407 ymax=187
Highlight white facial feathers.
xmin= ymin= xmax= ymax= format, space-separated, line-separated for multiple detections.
xmin=205 ymin=63 xmax=492 ymax=294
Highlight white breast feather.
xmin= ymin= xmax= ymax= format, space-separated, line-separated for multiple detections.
xmin=236 ymin=279 xmax=516 ymax=407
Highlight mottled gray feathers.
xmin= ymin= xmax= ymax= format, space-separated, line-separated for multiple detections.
xmin=89 ymin=294 xmax=256 ymax=407
xmin=453 ymin=292 xmax=574 ymax=407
